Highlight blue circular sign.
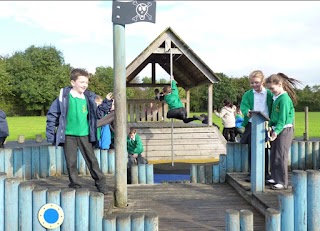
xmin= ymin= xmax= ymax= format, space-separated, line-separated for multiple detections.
xmin=38 ymin=203 xmax=64 ymax=229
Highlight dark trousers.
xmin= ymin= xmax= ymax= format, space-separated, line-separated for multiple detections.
xmin=127 ymin=154 xmax=148 ymax=184
xmin=0 ymin=137 xmax=6 ymax=148
xmin=223 ymin=127 xmax=236 ymax=142
xmin=63 ymin=135 xmax=106 ymax=188
xmin=270 ymin=127 xmax=293 ymax=187
xmin=240 ymin=123 xmax=270 ymax=179
xmin=167 ymin=107 xmax=196 ymax=123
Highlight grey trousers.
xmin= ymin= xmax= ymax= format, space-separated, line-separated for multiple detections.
xmin=270 ymin=127 xmax=293 ymax=186
xmin=63 ymin=135 xmax=106 ymax=188
xmin=127 ymin=154 xmax=148 ymax=168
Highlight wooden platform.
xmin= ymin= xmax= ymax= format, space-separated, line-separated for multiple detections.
xmin=227 ymin=172 xmax=293 ymax=216
xmin=128 ymin=122 xmax=226 ymax=162
xmin=113 ymin=183 xmax=265 ymax=231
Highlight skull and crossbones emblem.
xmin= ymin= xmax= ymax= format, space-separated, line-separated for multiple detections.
xmin=132 ymin=1 xmax=153 ymax=21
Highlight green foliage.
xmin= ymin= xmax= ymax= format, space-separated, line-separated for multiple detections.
xmin=89 ymin=66 xmax=114 ymax=97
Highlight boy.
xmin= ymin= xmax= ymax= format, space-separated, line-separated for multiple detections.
xmin=46 ymin=68 xmax=108 ymax=194
xmin=127 ymin=128 xmax=147 ymax=167
xmin=162 ymin=78 xmax=201 ymax=123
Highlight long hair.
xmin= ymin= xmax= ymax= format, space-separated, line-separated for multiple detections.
xmin=265 ymin=73 xmax=301 ymax=105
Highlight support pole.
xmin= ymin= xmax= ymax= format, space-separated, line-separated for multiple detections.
xmin=170 ymin=46 xmax=174 ymax=167
xmin=208 ymin=83 xmax=213 ymax=126
xmin=113 ymin=18 xmax=127 ymax=207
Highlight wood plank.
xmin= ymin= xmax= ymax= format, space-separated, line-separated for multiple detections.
xmin=135 ymin=127 xmax=217 ymax=134
xmin=138 ymin=133 xmax=219 ymax=139
xmin=144 ymin=149 xmax=224 ymax=157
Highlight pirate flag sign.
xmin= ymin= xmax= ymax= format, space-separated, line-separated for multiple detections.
xmin=112 ymin=0 xmax=156 ymax=25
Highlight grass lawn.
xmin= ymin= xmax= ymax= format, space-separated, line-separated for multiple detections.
xmin=5 ymin=112 xmax=320 ymax=141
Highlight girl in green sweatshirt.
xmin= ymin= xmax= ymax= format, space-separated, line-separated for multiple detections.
xmin=266 ymin=73 xmax=300 ymax=190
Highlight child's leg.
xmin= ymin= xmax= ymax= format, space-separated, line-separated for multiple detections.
xmin=63 ymin=136 xmax=82 ymax=187
xmin=229 ymin=128 xmax=236 ymax=142
xmin=0 ymin=137 xmax=5 ymax=148
xmin=78 ymin=136 xmax=107 ymax=191
xmin=137 ymin=155 xmax=148 ymax=164
xmin=128 ymin=154 xmax=136 ymax=167
xmin=167 ymin=108 xmax=185 ymax=120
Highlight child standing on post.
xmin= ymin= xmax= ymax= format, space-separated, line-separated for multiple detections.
xmin=266 ymin=73 xmax=300 ymax=190
xmin=0 ymin=109 xmax=9 ymax=148
xmin=162 ymin=78 xmax=202 ymax=123
xmin=46 ymin=68 xmax=108 ymax=194
xmin=240 ymin=70 xmax=273 ymax=182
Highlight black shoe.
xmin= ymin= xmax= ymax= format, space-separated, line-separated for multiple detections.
xmin=245 ymin=175 xmax=251 ymax=182
xmin=97 ymin=185 xmax=108 ymax=195
xmin=193 ymin=115 xmax=202 ymax=121
xmin=68 ymin=183 xmax=82 ymax=189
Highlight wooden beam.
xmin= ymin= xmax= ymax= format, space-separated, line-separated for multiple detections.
xmin=151 ymin=62 xmax=156 ymax=84
xmin=153 ymin=48 xmax=182 ymax=54
xmin=186 ymin=89 xmax=190 ymax=117
xmin=208 ymin=84 xmax=213 ymax=126
xmin=127 ymin=83 xmax=170 ymax=88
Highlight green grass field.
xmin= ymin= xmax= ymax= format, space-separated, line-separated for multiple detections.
xmin=5 ymin=112 xmax=320 ymax=141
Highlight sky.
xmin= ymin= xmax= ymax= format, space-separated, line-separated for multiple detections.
xmin=0 ymin=1 xmax=320 ymax=87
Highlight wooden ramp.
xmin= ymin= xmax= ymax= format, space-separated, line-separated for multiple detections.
xmin=128 ymin=122 xmax=226 ymax=162
xmin=113 ymin=183 xmax=265 ymax=231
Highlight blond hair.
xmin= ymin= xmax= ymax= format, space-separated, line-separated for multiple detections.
xmin=249 ymin=70 xmax=265 ymax=84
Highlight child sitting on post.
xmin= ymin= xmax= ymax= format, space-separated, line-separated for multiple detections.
xmin=127 ymin=128 xmax=147 ymax=167
xmin=162 ymin=78 xmax=202 ymax=123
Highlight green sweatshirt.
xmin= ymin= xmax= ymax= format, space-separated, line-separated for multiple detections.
xmin=240 ymin=89 xmax=273 ymax=127
xmin=164 ymin=80 xmax=184 ymax=110
xmin=127 ymin=134 xmax=144 ymax=154
xmin=269 ymin=92 xmax=294 ymax=135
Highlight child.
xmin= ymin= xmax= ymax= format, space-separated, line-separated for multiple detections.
xmin=46 ymin=68 xmax=108 ymax=194
xmin=240 ymin=70 xmax=273 ymax=182
xmin=0 ymin=109 xmax=9 ymax=148
xmin=199 ymin=114 xmax=220 ymax=130
xmin=234 ymin=106 xmax=244 ymax=141
xmin=162 ymin=79 xmax=202 ymax=123
xmin=127 ymin=128 xmax=147 ymax=167
xmin=266 ymin=73 xmax=300 ymax=190
xmin=154 ymin=88 xmax=164 ymax=101
xmin=214 ymin=99 xmax=236 ymax=142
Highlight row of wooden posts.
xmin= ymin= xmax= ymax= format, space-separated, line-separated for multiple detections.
xmin=0 ymin=172 xmax=159 ymax=231
xmin=225 ymin=170 xmax=320 ymax=231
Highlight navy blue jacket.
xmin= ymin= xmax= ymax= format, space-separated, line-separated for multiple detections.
xmin=0 ymin=110 xmax=9 ymax=137
xmin=46 ymin=87 xmax=100 ymax=147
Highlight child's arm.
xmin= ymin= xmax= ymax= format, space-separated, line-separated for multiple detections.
xmin=46 ymin=98 xmax=60 ymax=144
xmin=171 ymin=80 xmax=179 ymax=96
xmin=133 ymin=135 xmax=144 ymax=154
xmin=97 ymin=93 xmax=113 ymax=119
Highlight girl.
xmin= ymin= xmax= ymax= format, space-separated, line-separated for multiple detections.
xmin=266 ymin=73 xmax=300 ymax=190
xmin=214 ymin=99 xmax=236 ymax=142
xmin=240 ymin=70 xmax=273 ymax=182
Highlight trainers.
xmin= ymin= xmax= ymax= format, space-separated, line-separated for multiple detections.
xmin=193 ymin=115 xmax=202 ymax=121
xmin=271 ymin=184 xmax=287 ymax=190
xmin=245 ymin=175 xmax=251 ymax=182
xmin=97 ymin=185 xmax=108 ymax=195
xmin=68 ymin=184 xmax=82 ymax=189
xmin=267 ymin=179 xmax=276 ymax=184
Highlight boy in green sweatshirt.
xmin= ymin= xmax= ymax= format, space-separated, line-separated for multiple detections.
xmin=127 ymin=128 xmax=147 ymax=167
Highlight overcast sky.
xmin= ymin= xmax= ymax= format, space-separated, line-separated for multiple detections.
xmin=0 ymin=1 xmax=319 ymax=86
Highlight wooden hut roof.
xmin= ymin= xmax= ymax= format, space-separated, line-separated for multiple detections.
xmin=126 ymin=27 xmax=220 ymax=89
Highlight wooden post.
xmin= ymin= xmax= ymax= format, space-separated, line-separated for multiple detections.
xmin=241 ymin=144 xmax=249 ymax=172
xmin=226 ymin=143 xmax=234 ymax=173
xmin=39 ymin=146 xmax=49 ymax=178
xmin=138 ymin=164 xmax=146 ymax=184
xmin=94 ymin=149 xmax=101 ymax=168
xmin=278 ymin=192 xmax=294 ymax=231
xmin=145 ymin=213 xmax=158 ymax=231
xmin=32 ymin=187 xmax=47 ymax=231
xmin=225 ymin=209 xmax=240 ymax=231
xmin=131 ymin=213 xmax=145 ymax=230
xmin=5 ymin=178 xmax=21 ymax=231
xmin=103 ymin=214 xmax=117 ymax=231
xmin=75 ymin=189 xmax=90 ymax=231
xmin=0 ymin=149 xmax=4 ymax=172
xmin=0 ymin=173 xmax=6 ymax=231
xmin=113 ymin=15 xmax=127 ymax=207
xmin=239 ymin=210 xmax=253 ymax=231
xmin=197 ymin=165 xmax=205 ymax=184
xmin=306 ymin=170 xmax=320 ymax=230
xmin=234 ymin=143 xmax=242 ymax=172
xmin=212 ymin=164 xmax=220 ymax=183
xmin=61 ymin=188 xmax=75 ymax=231
xmin=31 ymin=146 xmax=40 ymax=179
xmin=304 ymin=106 xmax=309 ymax=141
xmin=190 ymin=164 xmax=197 ymax=183
xmin=208 ymin=83 xmax=213 ymax=126
xmin=298 ymin=141 xmax=305 ymax=170
xmin=291 ymin=141 xmax=298 ymax=170
xmin=35 ymin=134 xmax=43 ymax=143
xmin=48 ymin=145 xmax=57 ymax=177
xmin=4 ymin=149 xmax=13 ymax=177
xmin=78 ymin=149 xmax=86 ymax=175
xmin=23 ymin=147 xmax=32 ymax=180
xmin=146 ymin=164 xmax=154 ymax=184
xmin=108 ymin=149 xmax=115 ymax=174
xmin=312 ymin=141 xmax=319 ymax=170
xmin=219 ymin=154 xmax=227 ymax=183
xmin=116 ymin=214 xmax=131 ymax=230
xmin=17 ymin=135 xmax=25 ymax=144
xmin=251 ymin=111 xmax=268 ymax=193
xmin=131 ymin=165 xmax=139 ymax=184
xmin=89 ymin=192 xmax=104 ymax=231
xmin=13 ymin=148 xmax=23 ymax=178
xmin=186 ymin=88 xmax=190 ymax=117
xmin=205 ymin=165 xmax=213 ymax=184
xmin=100 ymin=149 xmax=109 ymax=174
xmin=265 ymin=208 xmax=281 ymax=231
xmin=18 ymin=182 xmax=34 ymax=231
xmin=292 ymin=170 xmax=307 ymax=231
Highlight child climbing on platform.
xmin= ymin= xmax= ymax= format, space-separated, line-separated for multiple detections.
xmin=162 ymin=78 xmax=202 ymax=123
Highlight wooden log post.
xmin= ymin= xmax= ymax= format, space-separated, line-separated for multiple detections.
xmin=292 ymin=170 xmax=307 ymax=231
xmin=234 ymin=143 xmax=242 ymax=172
xmin=35 ymin=134 xmax=43 ymax=143
xmin=32 ymin=187 xmax=47 ymax=231
xmin=23 ymin=147 xmax=32 ymax=180
xmin=212 ymin=164 xmax=220 ymax=183
xmin=4 ymin=148 xmax=13 ymax=177
xmin=108 ymin=149 xmax=115 ymax=175
xmin=0 ymin=149 xmax=4 ymax=172
xmin=291 ymin=141 xmax=298 ymax=170
xmin=190 ymin=164 xmax=197 ymax=183
xmin=75 ymin=189 xmax=90 ymax=231
xmin=219 ymin=154 xmax=227 ymax=183
xmin=0 ymin=173 xmax=7 ymax=230
xmin=298 ymin=141 xmax=305 ymax=170
xmin=278 ymin=192 xmax=294 ymax=231
xmin=312 ymin=141 xmax=319 ymax=170
xmin=39 ymin=146 xmax=49 ymax=178
xmin=31 ymin=146 xmax=40 ymax=179
xmin=5 ymin=178 xmax=22 ymax=231
xmin=103 ymin=214 xmax=117 ymax=230
xmin=225 ymin=209 xmax=240 ymax=231
xmin=131 ymin=213 xmax=144 ymax=230
xmin=131 ymin=165 xmax=139 ymax=184
xmin=146 ymin=164 xmax=154 ymax=184
xmin=305 ymin=141 xmax=313 ymax=169
xmin=18 ymin=182 xmax=35 ymax=231
xmin=60 ymin=188 xmax=76 ymax=231
xmin=116 ymin=214 xmax=131 ymax=230
xmin=306 ymin=170 xmax=320 ymax=230
xmin=78 ymin=149 xmax=86 ymax=176
xmin=197 ymin=165 xmax=205 ymax=184
xmin=251 ymin=111 xmax=269 ymax=193
xmin=239 ymin=210 xmax=253 ymax=231
xmin=241 ymin=144 xmax=249 ymax=172
xmin=205 ymin=165 xmax=213 ymax=184
xmin=145 ymin=213 xmax=159 ymax=231
xmin=95 ymin=149 xmax=101 ymax=168
xmin=100 ymin=149 xmax=109 ymax=175
xmin=17 ymin=135 xmax=25 ymax=144
xmin=138 ymin=164 xmax=146 ymax=184
xmin=265 ymin=208 xmax=281 ymax=231
xmin=48 ymin=145 xmax=57 ymax=177
xmin=304 ymin=106 xmax=309 ymax=141
xmin=13 ymin=148 xmax=23 ymax=178
xmin=226 ymin=143 xmax=234 ymax=172
xmin=89 ymin=192 xmax=104 ymax=231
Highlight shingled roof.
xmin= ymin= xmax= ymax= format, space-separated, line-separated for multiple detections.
xmin=126 ymin=27 xmax=220 ymax=89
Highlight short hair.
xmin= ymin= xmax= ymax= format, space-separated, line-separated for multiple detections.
xmin=95 ymin=95 xmax=103 ymax=104
xmin=70 ymin=68 xmax=89 ymax=81
xmin=163 ymin=85 xmax=171 ymax=93
xmin=154 ymin=88 xmax=159 ymax=94
xmin=129 ymin=128 xmax=136 ymax=135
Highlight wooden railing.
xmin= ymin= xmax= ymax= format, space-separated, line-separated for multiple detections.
xmin=127 ymin=99 xmax=186 ymax=122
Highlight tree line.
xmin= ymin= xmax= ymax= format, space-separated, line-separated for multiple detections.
xmin=0 ymin=45 xmax=319 ymax=116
